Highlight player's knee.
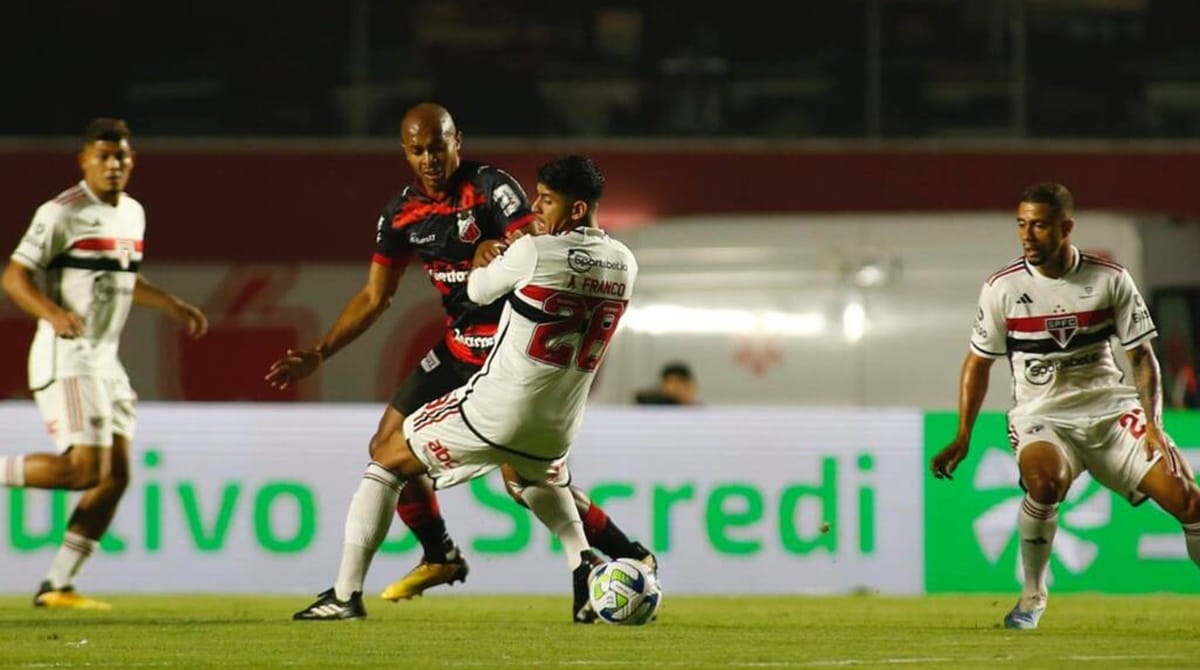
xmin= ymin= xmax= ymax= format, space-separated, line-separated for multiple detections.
xmin=1178 ymin=486 xmax=1200 ymax=524
xmin=1022 ymin=473 xmax=1067 ymax=504
xmin=65 ymin=464 xmax=102 ymax=490
xmin=500 ymin=464 xmax=529 ymax=507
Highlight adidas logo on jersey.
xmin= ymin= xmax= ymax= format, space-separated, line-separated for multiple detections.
xmin=1016 ymin=293 xmax=1033 ymax=305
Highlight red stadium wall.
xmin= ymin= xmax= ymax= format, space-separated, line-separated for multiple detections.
xmin=2 ymin=141 xmax=1199 ymax=261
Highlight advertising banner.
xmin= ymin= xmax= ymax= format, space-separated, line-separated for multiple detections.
xmin=0 ymin=404 xmax=924 ymax=595
xmin=924 ymin=410 xmax=1200 ymax=594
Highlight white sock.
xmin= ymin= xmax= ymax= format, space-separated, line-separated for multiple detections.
xmin=0 ymin=455 xmax=26 ymax=487
xmin=1018 ymin=496 xmax=1057 ymax=603
xmin=45 ymin=531 xmax=97 ymax=589
xmin=334 ymin=462 xmax=404 ymax=601
xmin=521 ymin=481 xmax=588 ymax=570
xmin=1183 ymin=521 xmax=1200 ymax=567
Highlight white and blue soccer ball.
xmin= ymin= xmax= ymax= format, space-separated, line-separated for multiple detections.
xmin=587 ymin=558 xmax=661 ymax=625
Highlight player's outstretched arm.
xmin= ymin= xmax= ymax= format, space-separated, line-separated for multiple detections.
xmin=133 ymin=273 xmax=209 ymax=339
xmin=1 ymin=259 xmax=84 ymax=338
xmin=931 ymin=352 xmax=995 ymax=480
xmin=265 ymin=261 xmax=403 ymax=389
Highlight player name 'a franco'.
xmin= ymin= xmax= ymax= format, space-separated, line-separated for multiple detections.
xmin=579 ymin=277 xmax=627 ymax=297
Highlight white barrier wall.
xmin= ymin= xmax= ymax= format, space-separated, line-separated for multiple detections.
xmin=0 ymin=403 xmax=924 ymax=595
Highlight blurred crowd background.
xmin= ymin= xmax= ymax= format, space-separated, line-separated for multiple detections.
xmin=10 ymin=0 xmax=1200 ymax=140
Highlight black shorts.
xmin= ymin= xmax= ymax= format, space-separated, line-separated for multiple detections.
xmin=389 ymin=341 xmax=482 ymax=415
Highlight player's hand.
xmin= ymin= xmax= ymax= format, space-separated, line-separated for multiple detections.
xmin=172 ymin=301 xmax=209 ymax=339
xmin=505 ymin=219 xmax=546 ymax=244
xmin=49 ymin=309 xmax=85 ymax=339
xmin=265 ymin=348 xmax=323 ymax=389
xmin=1142 ymin=423 xmax=1184 ymax=477
xmin=474 ymin=240 xmax=507 ymax=268
xmin=931 ymin=438 xmax=970 ymax=480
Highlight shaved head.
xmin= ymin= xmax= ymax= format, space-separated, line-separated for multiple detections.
xmin=400 ymin=102 xmax=463 ymax=197
xmin=401 ymin=103 xmax=456 ymax=141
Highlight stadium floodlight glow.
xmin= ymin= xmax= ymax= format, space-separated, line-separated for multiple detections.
xmin=841 ymin=301 xmax=868 ymax=342
xmin=621 ymin=304 xmax=826 ymax=336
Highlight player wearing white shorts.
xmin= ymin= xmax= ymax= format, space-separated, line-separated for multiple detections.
xmin=293 ymin=155 xmax=636 ymax=623
xmin=931 ymin=182 xmax=1200 ymax=630
xmin=0 ymin=118 xmax=208 ymax=610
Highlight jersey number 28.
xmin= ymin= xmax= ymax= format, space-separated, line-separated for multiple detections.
xmin=527 ymin=293 xmax=626 ymax=371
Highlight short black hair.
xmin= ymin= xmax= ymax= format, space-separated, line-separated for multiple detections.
xmin=536 ymin=154 xmax=606 ymax=205
xmin=84 ymin=118 xmax=131 ymax=144
xmin=660 ymin=361 xmax=693 ymax=381
xmin=1020 ymin=182 xmax=1074 ymax=218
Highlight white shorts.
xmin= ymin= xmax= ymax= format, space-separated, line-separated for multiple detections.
xmin=403 ymin=389 xmax=570 ymax=490
xmin=1008 ymin=407 xmax=1161 ymax=504
xmin=33 ymin=376 xmax=137 ymax=451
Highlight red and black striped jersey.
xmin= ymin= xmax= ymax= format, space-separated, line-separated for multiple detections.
xmin=372 ymin=161 xmax=535 ymax=365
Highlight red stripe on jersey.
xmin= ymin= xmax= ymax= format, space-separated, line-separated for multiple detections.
xmin=71 ymin=238 xmax=144 ymax=252
xmin=987 ymin=263 xmax=1025 ymax=286
xmin=54 ymin=186 xmax=85 ymax=204
xmin=1081 ymin=254 xmax=1124 ymax=272
xmin=504 ymin=213 xmax=536 ymax=236
xmin=1006 ymin=307 xmax=1115 ymax=332
xmin=519 ymin=285 xmax=556 ymax=301
xmin=391 ymin=185 xmax=488 ymax=229
xmin=371 ymin=251 xmax=412 ymax=267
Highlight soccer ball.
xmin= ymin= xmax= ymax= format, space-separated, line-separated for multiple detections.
xmin=587 ymin=558 xmax=661 ymax=625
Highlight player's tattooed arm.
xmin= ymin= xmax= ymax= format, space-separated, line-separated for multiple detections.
xmin=1128 ymin=341 xmax=1164 ymax=428
xmin=1127 ymin=341 xmax=1184 ymax=475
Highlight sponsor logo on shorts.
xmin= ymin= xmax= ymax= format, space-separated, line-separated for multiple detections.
xmin=425 ymin=439 xmax=462 ymax=469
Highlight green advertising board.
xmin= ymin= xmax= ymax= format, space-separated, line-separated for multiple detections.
xmin=925 ymin=410 xmax=1200 ymax=593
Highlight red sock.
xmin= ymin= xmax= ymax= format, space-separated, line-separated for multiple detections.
xmin=396 ymin=495 xmax=442 ymax=527
xmin=582 ymin=501 xmax=610 ymax=537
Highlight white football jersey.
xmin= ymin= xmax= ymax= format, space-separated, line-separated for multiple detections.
xmin=970 ymin=246 xmax=1156 ymax=419
xmin=11 ymin=181 xmax=145 ymax=389
xmin=462 ymin=227 xmax=637 ymax=458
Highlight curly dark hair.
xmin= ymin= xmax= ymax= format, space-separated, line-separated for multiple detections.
xmin=536 ymin=154 xmax=606 ymax=205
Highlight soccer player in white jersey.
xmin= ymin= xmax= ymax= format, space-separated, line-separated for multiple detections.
xmin=292 ymin=155 xmax=636 ymax=622
xmin=930 ymin=182 xmax=1200 ymax=630
xmin=0 ymin=118 xmax=208 ymax=610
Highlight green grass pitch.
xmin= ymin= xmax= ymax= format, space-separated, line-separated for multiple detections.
xmin=3 ymin=594 xmax=1200 ymax=669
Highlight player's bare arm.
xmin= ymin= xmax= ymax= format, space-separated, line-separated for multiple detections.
xmin=932 ymin=352 xmax=995 ymax=480
xmin=1128 ymin=341 xmax=1184 ymax=476
xmin=1 ymin=259 xmax=84 ymax=338
xmin=133 ymin=274 xmax=208 ymax=339
xmin=266 ymin=260 xmax=404 ymax=389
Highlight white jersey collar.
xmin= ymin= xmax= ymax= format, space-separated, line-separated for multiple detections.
xmin=1024 ymin=245 xmax=1080 ymax=281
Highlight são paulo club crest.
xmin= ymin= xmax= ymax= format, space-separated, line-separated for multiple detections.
xmin=457 ymin=211 xmax=480 ymax=243
xmin=1045 ymin=315 xmax=1078 ymax=348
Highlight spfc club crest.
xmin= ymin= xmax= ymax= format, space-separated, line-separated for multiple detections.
xmin=1045 ymin=315 xmax=1078 ymax=348
xmin=457 ymin=211 xmax=480 ymax=243
xmin=116 ymin=239 xmax=135 ymax=269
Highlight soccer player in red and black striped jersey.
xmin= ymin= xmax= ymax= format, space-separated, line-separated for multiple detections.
xmin=266 ymin=103 xmax=654 ymax=601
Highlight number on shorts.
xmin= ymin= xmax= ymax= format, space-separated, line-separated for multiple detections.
xmin=526 ymin=292 xmax=626 ymax=371
xmin=1118 ymin=408 xmax=1147 ymax=439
